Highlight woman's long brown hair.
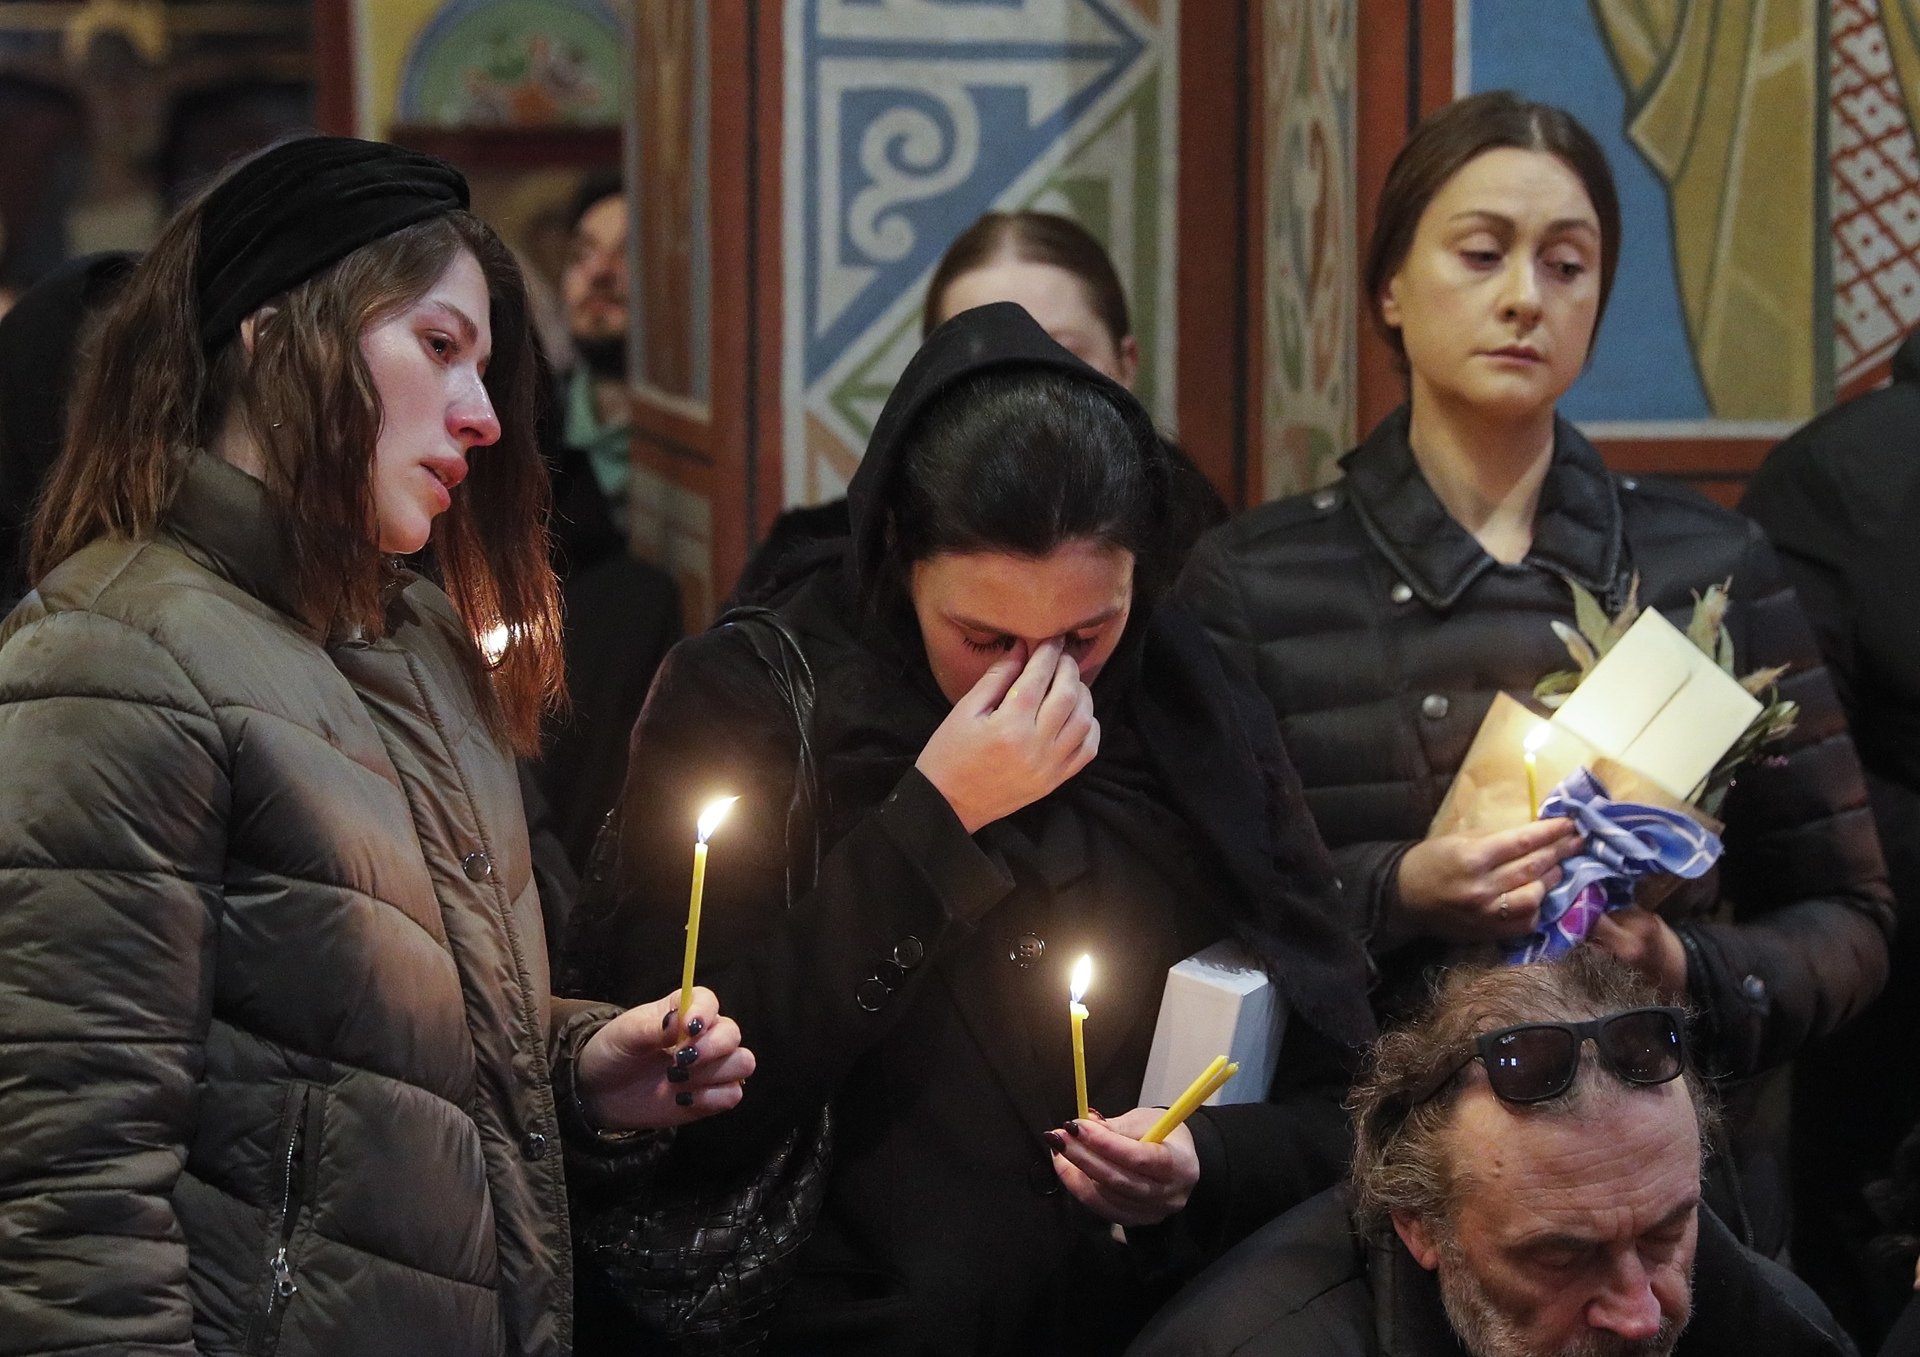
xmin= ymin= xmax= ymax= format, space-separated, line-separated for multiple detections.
xmin=32 ymin=199 xmax=563 ymax=753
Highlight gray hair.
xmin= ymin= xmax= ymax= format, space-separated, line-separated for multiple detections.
xmin=1349 ymin=949 xmax=1717 ymax=1234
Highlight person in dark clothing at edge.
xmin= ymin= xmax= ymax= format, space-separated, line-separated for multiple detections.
xmin=1741 ymin=334 xmax=1920 ymax=1346
xmin=732 ymin=210 xmax=1227 ymax=604
xmin=1176 ymin=89 xmax=1892 ymax=1262
xmin=532 ymin=170 xmax=684 ymax=883
xmin=0 ymin=251 xmax=136 ymax=612
xmin=0 ymin=137 xmax=753 ymax=1356
xmin=1127 ymin=951 xmax=1858 ymax=1357
xmin=561 ymin=302 xmax=1376 ymax=1355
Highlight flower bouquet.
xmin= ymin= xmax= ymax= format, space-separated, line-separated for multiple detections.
xmin=1430 ymin=578 xmax=1797 ymax=964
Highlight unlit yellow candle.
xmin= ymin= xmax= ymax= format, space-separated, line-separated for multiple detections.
xmin=1069 ymin=954 xmax=1092 ymax=1120
xmin=677 ymin=796 xmax=739 ymax=1029
xmin=1142 ymin=1055 xmax=1236 ymax=1144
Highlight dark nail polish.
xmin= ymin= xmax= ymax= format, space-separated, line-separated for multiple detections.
xmin=666 ymin=1066 xmax=690 ymax=1084
xmin=687 ymin=1017 xmax=705 ymax=1038
xmin=1064 ymin=1120 xmax=1082 ymax=1138
xmin=1044 ymin=1130 xmax=1065 ymax=1153
xmin=675 ymin=1090 xmax=694 ymax=1107
xmin=676 ymin=1046 xmax=700 ymax=1066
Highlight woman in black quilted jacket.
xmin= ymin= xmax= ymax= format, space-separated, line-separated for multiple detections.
xmin=0 ymin=137 xmax=750 ymax=1356
xmin=1178 ymin=90 xmax=1892 ymax=1260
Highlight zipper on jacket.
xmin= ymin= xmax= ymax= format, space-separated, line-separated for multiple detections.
xmin=250 ymin=1084 xmax=313 ymax=1355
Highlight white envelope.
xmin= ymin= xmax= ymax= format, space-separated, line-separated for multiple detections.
xmin=1549 ymin=608 xmax=1761 ymax=801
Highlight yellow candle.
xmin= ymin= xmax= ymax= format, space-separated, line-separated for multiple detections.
xmin=1142 ymin=1055 xmax=1238 ymax=1144
xmin=1069 ymin=954 xmax=1092 ymax=1120
xmin=677 ymin=796 xmax=739 ymax=1029
xmin=1524 ymin=722 xmax=1549 ymax=819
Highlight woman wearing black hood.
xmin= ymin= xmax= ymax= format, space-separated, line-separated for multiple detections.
xmin=564 ymin=302 xmax=1374 ymax=1354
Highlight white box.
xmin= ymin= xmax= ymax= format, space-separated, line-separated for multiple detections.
xmin=1139 ymin=941 xmax=1285 ymax=1108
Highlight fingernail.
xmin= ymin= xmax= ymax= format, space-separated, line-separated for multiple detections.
xmin=660 ymin=1011 xmax=674 ymax=1030
xmin=1044 ymin=1130 xmax=1065 ymax=1152
xmin=687 ymin=1018 xmax=705 ymax=1038
xmin=675 ymin=1090 xmax=694 ymax=1107
xmin=1088 ymin=1108 xmax=1105 ymax=1120
xmin=666 ymin=1066 xmax=690 ymax=1084
xmin=1063 ymin=1120 xmax=1082 ymax=1138
xmin=676 ymin=1046 xmax=699 ymax=1066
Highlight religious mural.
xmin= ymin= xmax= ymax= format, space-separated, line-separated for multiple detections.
xmin=780 ymin=0 xmax=1180 ymax=509
xmin=354 ymin=0 xmax=624 ymax=138
xmin=1263 ymin=0 xmax=1355 ymax=499
xmin=1463 ymin=0 xmax=1920 ymax=428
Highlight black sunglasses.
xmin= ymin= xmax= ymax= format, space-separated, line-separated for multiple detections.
xmin=1407 ymin=1006 xmax=1689 ymax=1108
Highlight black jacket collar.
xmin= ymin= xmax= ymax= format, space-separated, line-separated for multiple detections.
xmin=1340 ymin=406 xmax=1624 ymax=611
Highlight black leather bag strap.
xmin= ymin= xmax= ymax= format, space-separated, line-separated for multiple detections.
xmin=714 ymin=605 xmax=822 ymax=905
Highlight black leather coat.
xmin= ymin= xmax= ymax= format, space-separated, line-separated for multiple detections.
xmin=1178 ymin=408 xmax=1893 ymax=1254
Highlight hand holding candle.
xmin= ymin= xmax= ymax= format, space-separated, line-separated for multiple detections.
xmin=1068 ymin=954 xmax=1092 ymax=1120
xmin=677 ymin=795 xmax=739 ymax=1031
xmin=1141 ymin=1055 xmax=1238 ymax=1144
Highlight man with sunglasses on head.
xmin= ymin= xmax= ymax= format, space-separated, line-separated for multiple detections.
xmin=1127 ymin=952 xmax=1854 ymax=1357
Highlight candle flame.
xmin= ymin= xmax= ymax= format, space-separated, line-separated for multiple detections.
xmin=1070 ymin=953 xmax=1092 ymax=1003
xmin=1524 ymin=722 xmax=1551 ymax=755
xmin=697 ymin=796 xmax=739 ymax=843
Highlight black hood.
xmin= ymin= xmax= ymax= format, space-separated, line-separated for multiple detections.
xmin=844 ymin=300 xmax=1168 ymax=603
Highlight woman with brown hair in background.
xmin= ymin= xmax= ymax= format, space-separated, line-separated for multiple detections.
xmin=734 ymin=210 xmax=1225 ymax=604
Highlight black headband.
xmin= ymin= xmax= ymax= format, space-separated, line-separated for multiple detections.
xmin=195 ymin=136 xmax=470 ymax=353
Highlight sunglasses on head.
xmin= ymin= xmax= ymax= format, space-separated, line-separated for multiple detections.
xmin=1407 ymin=1005 xmax=1689 ymax=1109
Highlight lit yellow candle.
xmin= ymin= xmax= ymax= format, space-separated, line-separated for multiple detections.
xmin=1069 ymin=954 xmax=1092 ymax=1120
xmin=677 ymin=796 xmax=739 ymax=1030
xmin=1524 ymin=721 xmax=1550 ymax=819
xmin=1142 ymin=1055 xmax=1238 ymax=1144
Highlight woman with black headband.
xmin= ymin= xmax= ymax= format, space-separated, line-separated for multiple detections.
xmin=0 ymin=137 xmax=751 ymax=1355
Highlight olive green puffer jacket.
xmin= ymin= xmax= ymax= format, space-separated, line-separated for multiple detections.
xmin=0 ymin=450 xmax=615 ymax=1356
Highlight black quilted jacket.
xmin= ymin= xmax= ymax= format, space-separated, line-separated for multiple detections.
xmin=1178 ymin=408 xmax=1893 ymax=1252
xmin=0 ymin=450 xmax=619 ymax=1356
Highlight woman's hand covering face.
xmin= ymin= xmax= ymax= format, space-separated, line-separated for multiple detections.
xmin=914 ymin=638 xmax=1100 ymax=834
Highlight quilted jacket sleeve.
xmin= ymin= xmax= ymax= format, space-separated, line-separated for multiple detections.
xmin=0 ymin=606 xmax=229 ymax=1356
xmin=1682 ymin=526 xmax=1894 ymax=1079
xmin=1177 ymin=528 xmax=1403 ymax=947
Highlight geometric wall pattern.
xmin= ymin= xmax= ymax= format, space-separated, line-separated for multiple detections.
xmin=1261 ymin=0 xmax=1355 ymax=500
xmin=781 ymin=0 xmax=1179 ymax=508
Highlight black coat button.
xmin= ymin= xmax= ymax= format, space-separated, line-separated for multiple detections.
xmin=463 ymin=852 xmax=493 ymax=882
xmin=1026 ymin=1155 xmax=1063 ymax=1196
xmin=893 ymin=936 xmax=925 ymax=969
xmin=856 ymin=978 xmax=890 ymax=1012
xmin=520 ymin=1132 xmax=549 ymax=1161
xmin=1741 ymin=974 xmax=1767 ymax=1003
xmin=874 ymin=959 xmax=906 ymax=989
xmin=1009 ymin=934 xmax=1046 ymax=968
xmin=1420 ymin=694 xmax=1450 ymax=720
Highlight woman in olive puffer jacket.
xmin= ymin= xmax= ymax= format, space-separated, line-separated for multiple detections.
xmin=0 ymin=138 xmax=751 ymax=1356
xmin=1180 ymin=94 xmax=1892 ymax=1258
